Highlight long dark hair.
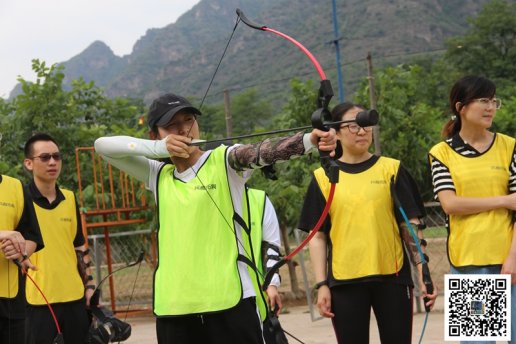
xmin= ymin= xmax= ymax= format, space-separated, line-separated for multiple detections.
xmin=442 ymin=76 xmax=496 ymax=138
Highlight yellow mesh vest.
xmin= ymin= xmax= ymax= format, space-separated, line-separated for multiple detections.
xmin=314 ymin=157 xmax=403 ymax=280
xmin=0 ymin=175 xmax=24 ymax=298
xmin=154 ymin=147 xmax=242 ymax=316
xmin=429 ymin=133 xmax=515 ymax=267
xmin=26 ymin=189 xmax=84 ymax=305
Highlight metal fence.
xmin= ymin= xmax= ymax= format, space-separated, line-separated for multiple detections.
xmin=89 ymin=203 xmax=450 ymax=314
xmin=88 ymin=229 xmax=156 ymax=314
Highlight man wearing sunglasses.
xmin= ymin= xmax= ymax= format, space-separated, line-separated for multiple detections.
xmin=0 ymin=171 xmax=42 ymax=344
xmin=22 ymin=133 xmax=95 ymax=344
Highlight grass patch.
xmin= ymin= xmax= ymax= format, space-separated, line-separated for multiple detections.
xmin=425 ymin=226 xmax=447 ymax=238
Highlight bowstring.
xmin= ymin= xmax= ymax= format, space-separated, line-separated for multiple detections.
xmin=182 ymin=14 xmax=265 ymax=281
xmin=118 ymin=256 xmax=143 ymax=344
xmin=198 ymin=16 xmax=241 ymax=111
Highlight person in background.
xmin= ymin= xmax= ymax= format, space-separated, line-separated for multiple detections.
xmin=299 ymin=102 xmax=437 ymax=344
xmin=23 ymin=133 xmax=95 ymax=344
xmin=0 ymin=173 xmax=42 ymax=344
xmin=243 ymin=186 xmax=287 ymax=344
xmin=94 ymin=93 xmax=337 ymax=344
xmin=429 ymin=75 xmax=516 ymax=344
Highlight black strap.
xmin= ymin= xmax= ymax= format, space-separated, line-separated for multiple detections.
xmin=262 ymin=242 xmax=282 ymax=275
xmin=233 ymin=212 xmax=250 ymax=235
xmin=76 ymin=248 xmax=90 ymax=256
xmin=237 ymin=254 xmax=255 ymax=268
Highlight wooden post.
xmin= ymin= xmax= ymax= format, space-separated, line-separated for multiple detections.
xmin=366 ymin=52 xmax=382 ymax=156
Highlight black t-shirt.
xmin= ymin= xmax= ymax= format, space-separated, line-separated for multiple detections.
xmin=298 ymin=155 xmax=426 ymax=287
xmin=0 ymin=175 xmax=44 ymax=319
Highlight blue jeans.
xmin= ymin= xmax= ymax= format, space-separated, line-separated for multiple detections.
xmin=450 ymin=265 xmax=515 ymax=344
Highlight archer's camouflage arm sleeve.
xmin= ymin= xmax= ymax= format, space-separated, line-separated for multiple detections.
xmin=228 ymin=132 xmax=306 ymax=171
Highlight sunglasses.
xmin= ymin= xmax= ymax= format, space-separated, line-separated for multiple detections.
xmin=30 ymin=152 xmax=63 ymax=162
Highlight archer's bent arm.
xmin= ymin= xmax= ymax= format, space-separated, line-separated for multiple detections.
xmin=229 ymin=131 xmax=335 ymax=171
xmin=94 ymin=136 xmax=171 ymax=182
xmin=95 ymin=130 xmax=336 ymax=176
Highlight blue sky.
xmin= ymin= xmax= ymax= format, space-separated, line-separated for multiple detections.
xmin=0 ymin=0 xmax=200 ymax=98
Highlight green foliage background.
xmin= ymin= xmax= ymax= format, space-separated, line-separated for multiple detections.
xmin=1 ymin=0 xmax=515 ymax=235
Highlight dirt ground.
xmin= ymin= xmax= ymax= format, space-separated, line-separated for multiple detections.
xmin=123 ymin=296 xmax=459 ymax=343
xmin=120 ymin=237 xmax=464 ymax=343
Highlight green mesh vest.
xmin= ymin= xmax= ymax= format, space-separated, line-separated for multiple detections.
xmin=242 ymin=188 xmax=269 ymax=321
xmin=154 ymin=147 xmax=242 ymax=316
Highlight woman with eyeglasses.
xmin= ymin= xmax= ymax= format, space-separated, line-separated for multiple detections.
xmin=298 ymin=102 xmax=437 ymax=343
xmin=429 ymin=75 xmax=516 ymax=343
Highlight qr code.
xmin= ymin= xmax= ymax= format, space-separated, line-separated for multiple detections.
xmin=445 ymin=274 xmax=511 ymax=341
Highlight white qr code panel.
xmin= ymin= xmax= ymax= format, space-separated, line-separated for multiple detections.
xmin=445 ymin=274 xmax=511 ymax=341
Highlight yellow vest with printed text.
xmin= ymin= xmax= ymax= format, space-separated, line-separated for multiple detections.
xmin=26 ymin=189 xmax=84 ymax=305
xmin=0 ymin=175 xmax=24 ymax=298
xmin=314 ymin=157 xmax=404 ymax=281
xmin=429 ymin=133 xmax=515 ymax=267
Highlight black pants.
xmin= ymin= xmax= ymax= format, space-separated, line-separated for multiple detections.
xmin=331 ymin=282 xmax=413 ymax=344
xmin=25 ymin=299 xmax=89 ymax=344
xmin=156 ymin=298 xmax=263 ymax=344
xmin=0 ymin=317 xmax=25 ymax=344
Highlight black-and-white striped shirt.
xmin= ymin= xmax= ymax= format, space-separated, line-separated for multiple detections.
xmin=430 ymin=133 xmax=516 ymax=221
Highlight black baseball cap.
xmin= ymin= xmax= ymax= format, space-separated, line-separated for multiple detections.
xmin=147 ymin=93 xmax=202 ymax=129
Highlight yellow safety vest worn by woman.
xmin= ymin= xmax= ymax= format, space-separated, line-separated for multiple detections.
xmin=314 ymin=156 xmax=403 ymax=280
xmin=429 ymin=133 xmax=515 ymax=267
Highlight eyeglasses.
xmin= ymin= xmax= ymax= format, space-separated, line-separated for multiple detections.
xmin=30 ymin=153 xmax=62 ymax=162
xmin=473 ymin=98 xmax=502 ymax=109
xmin=340 ymin=124 xmax=373 ymax=134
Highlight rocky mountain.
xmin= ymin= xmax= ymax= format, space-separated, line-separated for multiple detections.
xmin=10 ymin=0 xmax=493 ymax=104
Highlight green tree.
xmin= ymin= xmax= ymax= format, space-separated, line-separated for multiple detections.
xmin=249 ymin=79 xmax=321 ymax=298
xmin=198 ymin=89 xmax=273 ymax=140
xmin=492 ymin=84 xmax=516 ymax=135
xmin=0 ymin=59 xmax=146 ymax=190
xmin=445 ymin=0 xmax=516 ymax=82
